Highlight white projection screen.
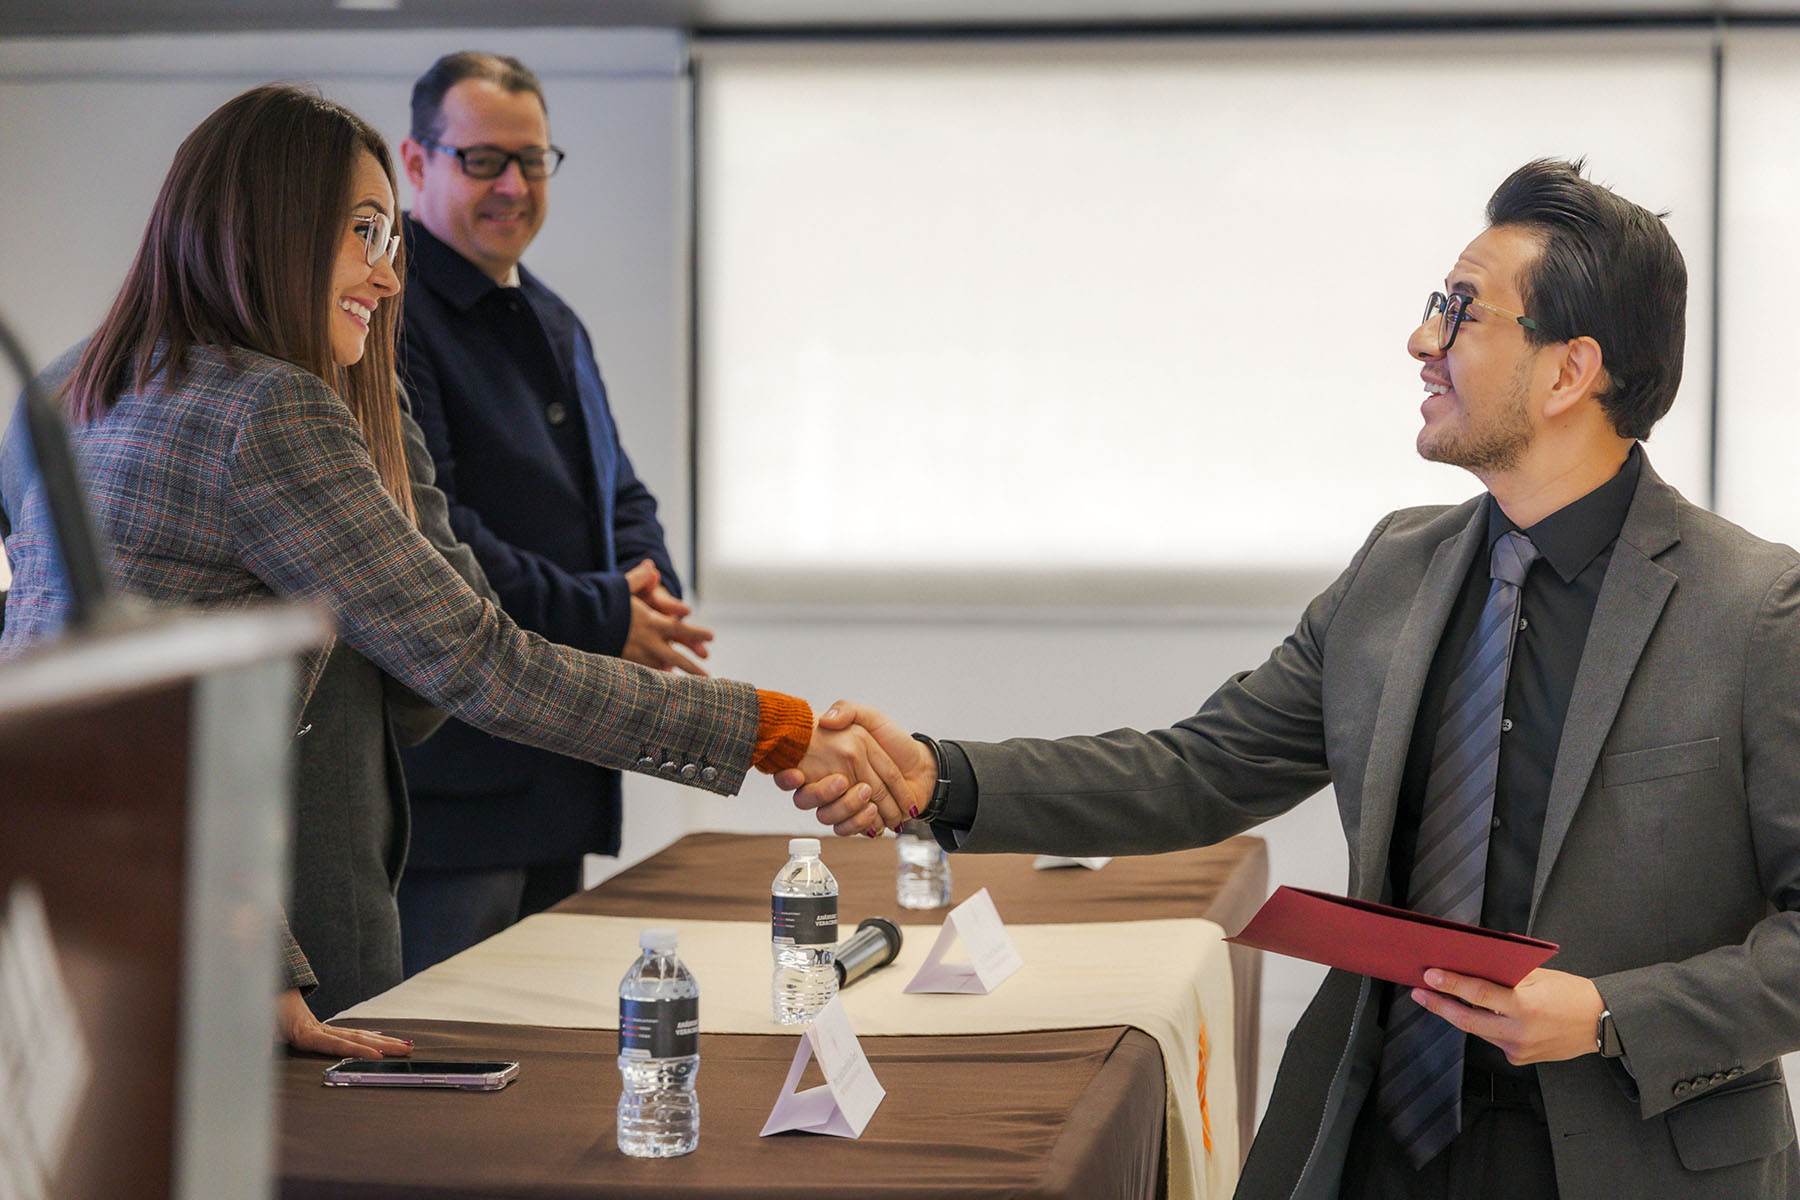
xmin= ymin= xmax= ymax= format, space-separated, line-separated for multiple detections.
xmin=1717 ymin=30 xmax=1800 ymax=553
xmin=694 ymin=33 xmax=1714 ymax=607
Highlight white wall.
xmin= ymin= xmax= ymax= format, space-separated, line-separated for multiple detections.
xmin=1719 ymin=28 xmax=1800 ymax=551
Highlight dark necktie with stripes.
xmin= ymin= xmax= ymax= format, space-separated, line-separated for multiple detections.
xmin=1376 ymin=528 xmax=1541 ymax=1169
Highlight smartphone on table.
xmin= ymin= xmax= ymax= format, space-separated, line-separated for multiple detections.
xmin=322 ymin=1058 xmax=519 ymax=1091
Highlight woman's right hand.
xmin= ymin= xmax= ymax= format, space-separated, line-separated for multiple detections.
xmin=278 ymin=987 xmax=415 ymax=1058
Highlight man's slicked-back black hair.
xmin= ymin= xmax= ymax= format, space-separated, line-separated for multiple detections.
xmin=1485 ymin=158 xmax=1686 ymax=441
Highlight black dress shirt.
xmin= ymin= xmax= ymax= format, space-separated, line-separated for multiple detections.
xmin=1391 ymin=444 xmax=1642 ymax=1082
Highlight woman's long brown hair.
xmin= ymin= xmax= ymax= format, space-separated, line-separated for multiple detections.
xmin=63 ymin=84 xmax=414 ymax=521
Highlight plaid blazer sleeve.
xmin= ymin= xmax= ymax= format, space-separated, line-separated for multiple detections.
xmin=223 ymin=366 xmax=758 ymax=795
xmin=280 ymin=911 xmax=318 ymax=993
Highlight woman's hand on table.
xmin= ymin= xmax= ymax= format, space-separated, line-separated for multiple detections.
xmin=279 ymin=987 xmax=415 ymax=1058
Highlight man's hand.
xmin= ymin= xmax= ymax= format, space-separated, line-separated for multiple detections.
xmin=1408 ymin=966 xmax=1606 ymax=1065
xmin=278 ymin=987 xmax=415 ymax=1058
xmin=774 ymin=702 xmax=938 ymax=836
xmin=626 ymin=557 xmax=693 ymax=619
xmin=621 ymin=558 xmax=713 ymax=675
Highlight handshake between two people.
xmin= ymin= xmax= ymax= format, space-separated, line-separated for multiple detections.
xmin=779 ymin=702 xmax=934 ymax=837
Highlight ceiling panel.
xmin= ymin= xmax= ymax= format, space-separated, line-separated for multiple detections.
xmin=0 ymin=0 xmax=1774 ymax=40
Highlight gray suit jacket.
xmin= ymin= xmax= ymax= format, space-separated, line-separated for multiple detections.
xmin=954 ymin=458 xmax=1800 ymax=1199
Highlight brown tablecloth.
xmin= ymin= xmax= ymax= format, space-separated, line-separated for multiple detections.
xmin=278 ymin=832 xmax=1266 ymax=1200
xmin=562 ymin=831 xmax=1267 ymax=927
xmin=561 ymin=830 xmax=1267 ymax=1141
xmin=281 ymin=1022 xmax=1163 ymax=1200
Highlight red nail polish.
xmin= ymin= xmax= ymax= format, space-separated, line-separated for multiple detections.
xmin=908 ymin=805 xmax=919 ymax=817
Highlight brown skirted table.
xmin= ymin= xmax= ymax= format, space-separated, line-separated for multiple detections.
xmin=279 ymin=832 xmax=1267 ymax=1200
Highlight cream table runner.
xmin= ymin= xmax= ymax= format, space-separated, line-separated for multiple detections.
xmin=344 ymin=912 xmax=1237 ymax=1200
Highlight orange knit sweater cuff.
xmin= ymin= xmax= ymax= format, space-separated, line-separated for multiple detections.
xmin=752 ymin=690 xmax=813 ymax=774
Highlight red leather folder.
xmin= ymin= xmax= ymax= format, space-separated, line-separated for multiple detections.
xmin=1224 ymin=886 xmax=1558 ymax=989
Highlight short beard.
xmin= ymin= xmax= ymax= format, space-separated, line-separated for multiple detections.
xmin=1417 ymin=355 xmax=1535 ymax=474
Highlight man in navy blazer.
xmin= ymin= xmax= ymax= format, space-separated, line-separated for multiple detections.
xmin=394 ymin=51 xmax=714 ymax=974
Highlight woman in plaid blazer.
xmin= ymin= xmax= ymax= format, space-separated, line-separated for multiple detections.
xmin=0 ymin=85 xmax=909 ymax=1055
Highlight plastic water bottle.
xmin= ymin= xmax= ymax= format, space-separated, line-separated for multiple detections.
xmin=616 ymin=929 xmax=699 ymax=1158
xmin=896 ymin=819 xmax=952 ymax=909
xmin=771 ymin=837 xmax=838 ymax=1023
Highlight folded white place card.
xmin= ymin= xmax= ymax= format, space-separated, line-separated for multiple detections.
xmin=1032 ymin=854 xmax=1113 ymax=871
xmin=903 ymin=887 xmax=1024 ymax=994
xmin=759 ymin=995 xmax=884 ymax=1139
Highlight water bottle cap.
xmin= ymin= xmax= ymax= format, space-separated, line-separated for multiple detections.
xmin=789 ymin=837 xmax=821 ymax=858
xmin=639 ymin=928 xmax=678 ymax=953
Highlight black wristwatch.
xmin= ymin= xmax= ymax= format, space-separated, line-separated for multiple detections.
xmin=1595 ymin=1008 xmax=1624 ymax=1059
xmin=910 ymin=732 xmax=952 ymax=823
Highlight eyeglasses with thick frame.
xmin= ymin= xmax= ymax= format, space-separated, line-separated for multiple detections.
xmin=414 ymin=134 xmax=567 ymax=181
xmin=1422 ymin=290 xmax=1551 ymax=353
xmin=353 ymin=211 xmax=401 ymax=268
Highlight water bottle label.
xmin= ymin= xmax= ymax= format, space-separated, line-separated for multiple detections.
xmin=618 ymin=996 xmax=699 ymax=1059
xmin=771 ymin=895 xmax=838 ymax=946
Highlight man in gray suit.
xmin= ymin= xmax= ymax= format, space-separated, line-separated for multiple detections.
xmin=789 ymin=159 xmax=1800 ymax=1198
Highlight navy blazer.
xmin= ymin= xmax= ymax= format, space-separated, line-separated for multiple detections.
xmin=397 ymin=217 xmax=679 ymax=867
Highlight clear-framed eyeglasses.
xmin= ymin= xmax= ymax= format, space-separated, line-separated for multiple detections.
xmin=354 ymin=211 xmax=401 ymax=268
xmin=1422 ymin=290 xmax=1550 ymax=352
xmin=414 ymin=135 xmax=566 ymax=181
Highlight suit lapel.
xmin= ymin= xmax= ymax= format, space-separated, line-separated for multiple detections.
xmin=1354 ymin=500 xmax=1486 ymax=898
xmin=1528 ymin=464 xmax=1681 ymax=923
